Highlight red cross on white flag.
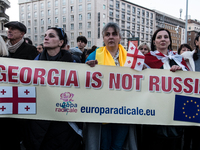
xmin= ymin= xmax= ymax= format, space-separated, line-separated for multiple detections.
xmin=0 ymin=86 xmax=36 ymax=114
xmin=124 ymin=42 xmax=145 ymax=71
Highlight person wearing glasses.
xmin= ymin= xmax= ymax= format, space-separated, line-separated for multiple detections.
xmin=23 ymin=27 xmax=83 ymax=150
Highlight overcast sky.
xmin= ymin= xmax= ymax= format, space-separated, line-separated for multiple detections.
xmin=6 ymin=0 xmax=200 ymax=22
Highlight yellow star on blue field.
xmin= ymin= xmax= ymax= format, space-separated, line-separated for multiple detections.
xmin=174 ymin=95 xmax=200 ymax=123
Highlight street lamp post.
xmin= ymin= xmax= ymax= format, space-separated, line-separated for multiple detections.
xmin=175 ymin=26 xmax=179 ymax=51
xmin=185 ymin=0 xmax=188 ymax=43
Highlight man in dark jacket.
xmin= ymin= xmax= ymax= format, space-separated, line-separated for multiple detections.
xmin=0 ymin=21 xmax=38 ymax=150
xmin=4 ymin=21 xmax=37 ymax=59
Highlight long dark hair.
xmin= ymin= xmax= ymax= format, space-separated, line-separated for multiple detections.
xmin=47 ymin=27 xmax=68 ymax=48
xmin=151 ymin=28 xmax=172 ymax=51
xmin=193 ymin=32 xmax=200 ymax=60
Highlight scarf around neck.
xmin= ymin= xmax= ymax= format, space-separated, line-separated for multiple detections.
xmin=145 ymin=50 xmax=189 ymax=71
xmin=7 ymin=38 xmax=24 ymax=53
xmin=95 ymin=44 xmax=127 ymax=66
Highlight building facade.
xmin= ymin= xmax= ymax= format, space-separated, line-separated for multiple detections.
xmin=18 ymin=0 xmax=156 ymax=49
xmin=0 ymin=0 xmax=10 ymax=37
xmin=187 ymin=19 xmax=200 ymax=49
xmin=154 ymin=10 xmax=185 ymax=51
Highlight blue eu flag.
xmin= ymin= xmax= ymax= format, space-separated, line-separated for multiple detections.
xmin=174 ymin=95 xmax=200 ymax=123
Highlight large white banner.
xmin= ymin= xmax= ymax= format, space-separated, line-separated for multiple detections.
xmin=0 ymin=57 xmax=200 ymax=126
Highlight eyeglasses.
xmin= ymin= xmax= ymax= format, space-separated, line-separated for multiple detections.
xmin=57 ymin=27 xmax=65 ymax=38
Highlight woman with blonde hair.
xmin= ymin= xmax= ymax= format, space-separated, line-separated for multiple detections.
xmin=138 ymin=42 xmax=150 ymax=55
xmin=0 ymin=36 xmax=9 ymax=56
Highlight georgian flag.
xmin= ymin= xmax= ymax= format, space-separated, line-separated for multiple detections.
xmin=124 ymin=42 xmax=145 ymax=71
xmin=0 ymin=86 xmax=36 ymax=114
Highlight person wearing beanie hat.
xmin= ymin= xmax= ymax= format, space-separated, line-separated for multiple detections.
xmin=4 ymin=21 xmax=37 ymax=59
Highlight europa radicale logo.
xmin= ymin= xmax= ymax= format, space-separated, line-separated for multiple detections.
xmin=55 ymin=92 xmax=77 ymax=114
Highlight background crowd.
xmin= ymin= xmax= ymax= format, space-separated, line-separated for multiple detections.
xmin=0 ymin=21 xmax=199 ymax=150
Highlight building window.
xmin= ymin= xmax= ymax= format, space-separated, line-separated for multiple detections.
xmin=79 ymin=5 xmax=82 ymax=12
xmin=137 ymin=16 xmax=140 ymax=24
xmin=55 ymin=0 xmax=58 ymax=7
xmin=121 ymin=21 xmax=125 ymax=28
xmin=34 ymin=20 xmax=37 ymax=26
xmin=88 ymin=31 xmax=91 ymax=38
xmin=21 ymin=6 xmax=24 ymax=12
xmin=150 ymin=13 xmax=153 ymax=19
xmin=63 ymin=24 xmax=66 ymax=31
xmin=146 ymin=19 xmax=149 ymax=26
xmin=48 ymin=1 xmax=51 ymax=7
xmin=132 ymin=24 xmax=135 ymax=30
xmin=41 ymin=19 xmax=44 ymax=25
xmin=116 ymin=1 xmax=120 ymax=9
xmin=121 ymin=12 xmax=125 ymax=20
xmin=71 ymin=24 xmax=74 ymax=30
xmin=34 ymin=35 xmax=37 ymax=42
xmin=71 ymin=6 xmax=74 ymax=12
xmin=63 ymin=7 xmax=66 ymax=14
xmin=137 ymin=24 xmax=140 ymax=31
xmin=88 ymin=41 xmax=91 ymax=48
xmin=137 ymin=8 xmax=140 ymax=16
xmin=41 ymin=11 xmax=44 ymax=17
xmin=132 ymin=15 xmax=135 ymax=22
xmin=116 ymin=10 xmax=119 ymax=18
xmin=62 ymin=0 xmax=66 ymax=5
xmin=87 ymin=13 xmax=91 ymax=19
xmin=103 ymin=14 xmax=106 ymax=19
xmin=34 ymin=27 xmax=37 ymax=34
xmin=48 ymin=10 xmax=51 ymax=16
xmin=71 ymin=15 xmax=74 ymax=21
xmin=27 ymin=5 xmax=30 ymax=11
xmin=188 ymin=37 xmax=191 ymax=41
xmin=146 ymin=12 xmax=149 ymax=18
xmin=79 ymin=0 xmax=82 ymax=2
xmin=87 ymin=3 xmax=91 ymax=10
xmin=87 ymin=22 xmax=91 ymax=28
xmin=142 ymin=10 xmax=145 ymax=17
xmin=109 ymin=8 xmax=113 ymax=17
xmin=41 ymin=27 xmax=44 ymax=33
xmin=63 ymin=16 xmax=66 ymax=23
xmin=127 ymin=22 xmax=130 ymax=29
xmin=71 ymin=42 xmax=74 ymax=47
xmin=34 ymin=4 xmax=37 ymax=10
xmin=79 ymin=32 xmax=82 ymax=35
xmin=103 ymin=4 xmax=106 ymax=10
xmin=41 ymin=3 xmax=44 ymax=9
xmin=28 ymin=20 xmax=31 ymax=26
xmin=55 ymin=9 xmax=58 ymax=15
xmin=79 ymin=23 xmax=82 ymax=29
xmin=132 ymin=6 xmax=135 ymax=14
xmin=127 ymin=14 xmax=130 ymax=21
xmin=142 ymin=18 xmax=145 ymax=24
xmin=48 ymin=18 xmax=51 ymax=24
xmin=71 ymin=33 xmax=74 ymax=40
xmin=141 ymin=26 xmax=144 ymax=32
xmin=55 ymin=17 xmax=58 ymax=23
xmin=127 ymin=5 xmax=131 ymax=13
xmin=28 ymin=13 xmax=31 ymax=19
xmin=34 ymin=12 xmax=37 ymax=18
xmin=109 ymin=0 xmax=113 ymax=7
xmin=79 ymin=14 xmax=82 ymax=20
xmin=121 ymin=3 xmax=125 ymax=11
xmin=27 ymin=28 xmax=31 ymax=34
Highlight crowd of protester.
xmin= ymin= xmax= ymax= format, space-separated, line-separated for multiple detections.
xmin=0 ymin=20 xmax=200 ymax=150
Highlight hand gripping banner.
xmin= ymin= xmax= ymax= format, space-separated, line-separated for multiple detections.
xmin=0 ymin=57 xmax=200 ymax=126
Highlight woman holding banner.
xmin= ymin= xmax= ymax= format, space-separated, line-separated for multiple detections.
xmin=23 ymin=27 xmax=83 ymax=150
xmin=85 ymin=22 xmax=137 ymax=150
xmin=143 ymin=28 xmax=189 ymax=150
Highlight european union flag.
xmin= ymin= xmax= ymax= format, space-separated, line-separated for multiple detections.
xmin=174 ymin=95 xmax=200 ymax=123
